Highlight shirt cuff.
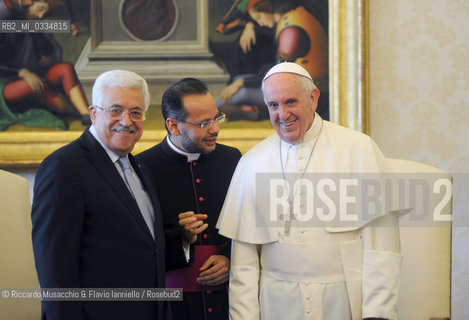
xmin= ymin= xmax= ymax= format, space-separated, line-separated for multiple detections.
xmin=362 ymin=250 xmax=402 ymax=320
xmin=182 ymin=238 xmax=190 ymax=262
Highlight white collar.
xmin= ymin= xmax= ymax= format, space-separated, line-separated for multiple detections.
xmin=280 ymin=113 xmax=324 ymax=148
xmin=166 ymin=136 xmax=201 ymax=162
xmin=89 ymin=125 xmax=122 ymax=164
xmin=302 ymin=113 xmax=324 ymax=143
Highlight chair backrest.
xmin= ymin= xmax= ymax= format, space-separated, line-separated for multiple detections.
xmin=0 ymin=170 xmax=40 ymax=319
xmin=387 ymin=159 xmax=451 ymax=320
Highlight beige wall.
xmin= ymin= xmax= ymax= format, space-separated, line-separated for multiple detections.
xmin=369 ymin=1 xmax=469 ymax=319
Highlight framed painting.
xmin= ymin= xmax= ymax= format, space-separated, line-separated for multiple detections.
xmin=0 ymin=0 xmax=369 ymax=169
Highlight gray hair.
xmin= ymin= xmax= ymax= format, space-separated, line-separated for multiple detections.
xmin=261 ymin=74 xmax=318 ymax=105
xmin=92 ymin=70 xmax=150 ymax=111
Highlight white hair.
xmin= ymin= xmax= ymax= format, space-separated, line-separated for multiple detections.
xmin=261 ymin=73 xmax=318 ymax=105
xmin=92 ymin=70 xmax=150 ymax=111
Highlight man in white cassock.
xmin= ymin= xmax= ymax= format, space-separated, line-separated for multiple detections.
xmin=216 ymin=62 xmax=402 ymax=320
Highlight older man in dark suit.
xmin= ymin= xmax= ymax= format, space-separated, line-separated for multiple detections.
xmin=32 ymin=70 xmax=187 ymax=320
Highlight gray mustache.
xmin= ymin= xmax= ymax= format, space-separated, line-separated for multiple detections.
xmin=112 ymin=126 xmax=136 ymax=133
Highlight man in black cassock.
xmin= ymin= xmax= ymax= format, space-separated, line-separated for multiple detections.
xmin=137 ymin=78 xmax=241 ymax=320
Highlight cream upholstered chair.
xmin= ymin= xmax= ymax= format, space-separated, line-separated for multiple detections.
xmin=387 ymin=159 xmax=451 ymax=320
xmin=0 ymin=170 xmax=40 ymax=319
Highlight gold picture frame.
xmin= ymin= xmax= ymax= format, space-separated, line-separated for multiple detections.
xmin=0 ymin=0 xmax=369 ymax=169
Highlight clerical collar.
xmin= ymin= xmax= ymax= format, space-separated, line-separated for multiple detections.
xmin=166 ymin=136 xmax=201 ymax=162
xmin=89 ymin=125 xmax=122 ymax=164
xmin=303 ymin=113 xmax=324 ymax=143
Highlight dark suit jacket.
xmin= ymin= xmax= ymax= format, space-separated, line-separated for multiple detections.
xmin=32 ymin=128 xmax=172 ymax=320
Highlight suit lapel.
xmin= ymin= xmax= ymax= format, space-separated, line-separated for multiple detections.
xmin=79 ymin=129 xmax=155 ymax=242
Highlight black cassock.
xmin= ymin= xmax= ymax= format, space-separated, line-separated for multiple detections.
xmin=137 ymin=137 xmax=241 ymax=320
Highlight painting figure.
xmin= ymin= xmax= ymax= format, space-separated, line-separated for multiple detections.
xmin=0 ymin=0 xmax=91 ymax=131
xmin=212 ymin=0 xmax=329 ymax=121
xmin=210 ymin=0 xmax=276 ymax=121
xmin=0 ymin=0 xmax=60 ymax=19
xmin=1 ymin=0 xmax=28 ymax=18
xmin=212 ymin=0 xmax=276 ymax=85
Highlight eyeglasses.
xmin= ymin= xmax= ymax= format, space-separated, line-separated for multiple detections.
xmin=94 ymin=105 xmax=147 ymax=122
xmin=179 ymin=113 xmax=226 ymax=130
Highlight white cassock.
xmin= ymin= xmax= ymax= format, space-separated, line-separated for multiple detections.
xmin=216 ymin=114 xmax=402 ymax=320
